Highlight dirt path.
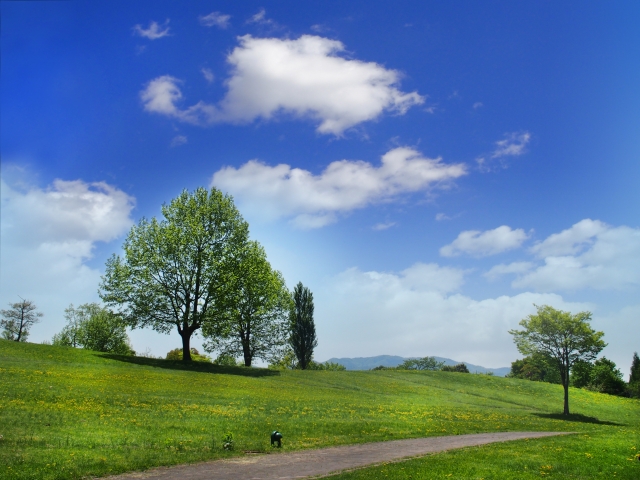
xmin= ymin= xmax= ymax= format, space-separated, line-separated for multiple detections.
xmin=108 ymin=431 xmax=572 ymax=480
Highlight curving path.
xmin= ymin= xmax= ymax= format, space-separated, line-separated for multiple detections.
xmin=108 ymin=431 xmax=573 ymax=480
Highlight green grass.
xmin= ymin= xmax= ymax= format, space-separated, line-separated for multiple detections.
xmin=1 ymin=340 xmax=638 ymax=479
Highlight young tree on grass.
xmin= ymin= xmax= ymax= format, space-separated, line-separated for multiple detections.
xmin=52 ymin=303 xmax=133 ymax=355
xmin=289 ymin=282 xmax=317 ymax=370
xmin=100 ymin=188 xmax=248 ymax=362
xmin=203 ymin=241 xmax=291 ymax=367
xmin=1 ymin=298 xmax=42 ymax=342
xmin=509 ymin=304 xmax=606 ymax=415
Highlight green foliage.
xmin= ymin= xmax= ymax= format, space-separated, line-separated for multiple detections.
xmin=1 ymin=340 xmax=639 ymax=479
xmin=268 ymin=347 xmax=299 ymax=370
xmin=1 ymin=298 xmax=42 ymax=342
xmin=508 ymin=353 xmax=561 ymax=384
xmin=212 ymin=353 xmax=238 ymax=366
xmin=588 ymin=357 xmax=626 ymax=396
xmin=630 ymin=352 xmax=640 ymax=384
xmin=509 ymin=304 xmax=606 ymax=415
xmin=166 ymin=348 xmax=211 ymax=363
xmin=307 ymin=360 xmax=347 ymax=371
xmin=570 ymin=359 xmax=593 ymax=388
xmin=202 ymin=241 xmax=291 ymax=367
xmin=52 ymin=303 xmax=133 ymax=355
xmin=100 ymin=187 xmax=249 ymax=362
xmin=441 ymin=363 xmax=470 ymax=373
xmin=288 ymin=282 xmax=317 ymax=370
xmin=222 ymin=432 xmax=234 ymax=451
xmin=397 ymin=356 xmax=446 ymax=371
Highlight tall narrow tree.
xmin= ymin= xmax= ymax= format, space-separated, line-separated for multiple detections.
xmin=100 ymin=187 xmax=248 ymax=361
xmin=289 ymin=282 xmax=317 ymax=370
xmin=630 ymin=352 xmax=640 ymax=384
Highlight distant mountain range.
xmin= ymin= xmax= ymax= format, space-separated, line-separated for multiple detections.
xmin=324 ymin=355 xmax=511 ymax=377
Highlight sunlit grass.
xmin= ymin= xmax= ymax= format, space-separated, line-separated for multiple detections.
xmin=1 ymin=340 xmax=638 ymax=479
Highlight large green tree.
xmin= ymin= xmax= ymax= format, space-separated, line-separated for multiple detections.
xmin=100 ymin=188 xmax=248 ymax=361
xmin=1 ymin=298 xmax=42 ymax=342
xmin=203 ymin=241 xmax=291 ymax=367
xmin=509 ymin=304 xmax=606 ymax=415
xmin=289 ymin=282 xmax=317 ymax=370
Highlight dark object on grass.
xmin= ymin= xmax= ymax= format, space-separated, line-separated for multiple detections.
xmin=271 ymin=430 xmax=283 ymax=447
xmin=442 ymin=363 xmax=470 ymax=373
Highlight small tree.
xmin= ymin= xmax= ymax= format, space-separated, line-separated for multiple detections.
xmin=589 ymin=357 xmax=626 ymax=396
xmin=53 ymin=303 xmax=133 ymax=355
xmin=100 ymin=188 xmax=248 ymax=362
xmin=203 ymin=241 xmax=291 ymax=367
xmin=509 ymin=304 xmax=606 ymax=415
xmin=1 ymin=298 xmax=43 ymax=342
xmin=441 ymin=363 xmax=470 ymax=373
xmin=289 ymin=282 xmax=317 ymax=370
xmin=508 ymin=353 xmax=561 ymax=384
xmin=629 ymin=352 xmax=640 ymax=384
xmin=398 ymin=357 xmax=445 ymax=371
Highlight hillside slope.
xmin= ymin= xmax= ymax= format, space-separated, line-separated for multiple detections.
xmin=325 ymin=355 xmax=511 ymax=375
xmin=1 ymin=340 xmax=638 ymax=479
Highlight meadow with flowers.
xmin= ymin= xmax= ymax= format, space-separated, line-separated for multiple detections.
xmin=1 ymin=340 xmax=638 ymax=479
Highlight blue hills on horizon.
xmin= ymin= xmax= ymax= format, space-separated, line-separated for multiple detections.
xmin=325 ymin=355 xmax=511 ymax=377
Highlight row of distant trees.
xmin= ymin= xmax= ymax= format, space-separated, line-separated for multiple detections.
xmin=371 ymin=357 xmax=471 ymax=373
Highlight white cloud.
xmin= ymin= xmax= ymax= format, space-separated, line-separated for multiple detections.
xmin=247 ymin=8 xmax=273 ymax=25
xmin=492 ymin=131 xmax=531 ymax=158
xmin=440 ymin=226 xmax=529 ymax=257
xmin=170 ymin=135 xmax=187 ymax=147
xmin=140 ymin=35 xmax=424 ymax=135
xmin=212 ymin=147 xmax=466 ymax=228
xmin=140 ymin=76 xmax=216 ymax=125
xmin=514 ymin=222 xmax=640 ymax=291
xmin=0 ymin=177 xmax=135 ymax=343
xmin=484 ymin=262 xmax=535 ymax=280
xmin=530 ymin=219 xmax=607 ymax=257
xmin=372 ymin=222 xmax=396 ymax=231
xmin=473 ymin=102 xmax=483 ymax=109
xmin=133 ymin=20 xmax=171 ymax=40
xmin=199 ymin=11 xmax=230 ymax=28
xmin=201 ymin=68 xmax=215 ymax=83
xmin=315 ymin=264 xmax=589 ymax=367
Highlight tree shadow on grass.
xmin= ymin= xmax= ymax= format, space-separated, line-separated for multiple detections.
xmin=99 ymin=354 xmax=280 ymax=378
xmin=533 ymin=413 xmax=625 ymax=426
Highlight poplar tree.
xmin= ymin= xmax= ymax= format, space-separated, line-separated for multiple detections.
xmin=289 ymin=282 xmax=317 ymax=370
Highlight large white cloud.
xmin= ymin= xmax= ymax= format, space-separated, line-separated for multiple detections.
xmin=140 ymin=35 xmax=424 ymax=134
xmin=514 ymin=222 xmax=640 ymax=291
xmin=315 ymin=263 xmax=590 ymax=367
xmin=0 ymin=178 xmax=135 ymax=341
xmin=440 ymin=226 xmax=529 ymax=257
xmin=212 ymin=147 xmax=466 ymax=228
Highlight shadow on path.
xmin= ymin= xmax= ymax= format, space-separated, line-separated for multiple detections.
xmin=533 ymin=412 xmax=624 ymax=426
xmin=99 ymin=354 xmax=280 ymax=378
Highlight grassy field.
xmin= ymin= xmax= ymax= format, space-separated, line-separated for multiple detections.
xmin=1 ymin=340 xmax=638 ymax=479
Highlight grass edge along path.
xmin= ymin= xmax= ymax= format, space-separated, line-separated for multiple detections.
xmin=105 ymin=432 xmax=574 ymax=480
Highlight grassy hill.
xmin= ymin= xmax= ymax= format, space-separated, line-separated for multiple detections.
xmin=1 ymin=340 xmax=638 ymax=479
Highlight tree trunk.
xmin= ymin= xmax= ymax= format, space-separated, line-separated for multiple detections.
xmin=563 ymin=382 xmax=570 ymax=415
xmin=181 ymin=332 xmax=192 ymax=362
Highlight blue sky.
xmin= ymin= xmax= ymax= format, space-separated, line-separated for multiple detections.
xmin=2 ymin=1 xmax=639 ymax=372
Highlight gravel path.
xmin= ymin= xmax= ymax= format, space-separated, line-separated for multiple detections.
xmin=107 ymin=431 xmax=572 ymax=480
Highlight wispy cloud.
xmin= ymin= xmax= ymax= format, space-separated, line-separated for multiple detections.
xmin=247 ymin=8 xmax=274 ymax=25
xmin=373 ymin=222 xmax=396 ymax=231
xmin=199 ymin=11 xmax=230 ymax=29
xmin=212 ymin=147 xmax=466 ymax=228
xmin=473 ymin=102 xmax=483 ymax=109
xmin=133 ymin=20 xmax=171 ymax=40
xmin=201 ymin=68 xmax=215 ymax=83
xmin=477 ymin=131 xmax=532 ymax=171
xmin=170 ymin=135 xmax=187 ymax=147
xmin=440 ymin=226 xmax=529 ymax=257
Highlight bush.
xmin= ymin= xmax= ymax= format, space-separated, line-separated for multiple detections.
xmin=588 ymin=357 xmax=626 ymax=396
xmin=166 ymin=348 xmax=211 ymax=362
xmin=441 ymin=363 xmax=470 ymax=373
